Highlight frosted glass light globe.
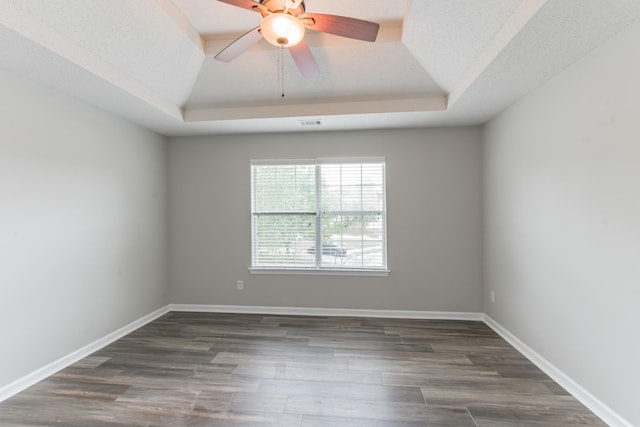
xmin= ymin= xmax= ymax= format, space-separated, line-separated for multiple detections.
xmin=260 ymin=13 xmax=305 ymax=47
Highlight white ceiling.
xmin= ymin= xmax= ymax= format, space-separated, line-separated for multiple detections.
xmin=0 ymin=0 xmax=639 ymax=136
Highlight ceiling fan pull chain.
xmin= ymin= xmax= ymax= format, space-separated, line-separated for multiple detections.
xmin=280 ymin=46 xmax=285 ymax=98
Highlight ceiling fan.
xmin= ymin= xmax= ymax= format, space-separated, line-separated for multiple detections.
xmin=214 ymin=0 xmax=380 ymax=77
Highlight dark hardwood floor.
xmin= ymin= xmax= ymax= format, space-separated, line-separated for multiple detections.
xmin=0 ymin=312 xmax=605 ymax=426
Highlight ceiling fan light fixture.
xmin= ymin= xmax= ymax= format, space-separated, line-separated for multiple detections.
xmin=260 ymin=13 xmax=305 ymax=47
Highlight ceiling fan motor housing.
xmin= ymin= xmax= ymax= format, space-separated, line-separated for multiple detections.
xmin=259 ymin=0 xmax=305 ymax=17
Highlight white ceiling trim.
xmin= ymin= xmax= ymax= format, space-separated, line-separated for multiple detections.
xmin=185 ymin=95 xmax=447 ymax=122
xmin=155 ymin=0 xmax=205 ymax=52
xmin=448 ymin=0 xmax=547 ymax=108
xmin=0 ymin=1 xmax=183 ymax=121
xmin=444 ymin=0 xmax=640 ymax=126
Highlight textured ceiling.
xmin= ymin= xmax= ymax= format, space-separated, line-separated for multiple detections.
xmin=0 ymin=0 xmax=639 ymax=136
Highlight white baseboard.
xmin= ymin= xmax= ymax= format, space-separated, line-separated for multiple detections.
xmin=483 ymin=314 xmax=631 ymax=427
xmin=0 ymin=305 xmax=170 ymax=403
xmin=169 ymin=304 xmax=484 ymax=321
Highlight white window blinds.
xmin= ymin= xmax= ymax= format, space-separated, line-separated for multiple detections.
xmin=251 ymin=158 xmax=387 ymax=271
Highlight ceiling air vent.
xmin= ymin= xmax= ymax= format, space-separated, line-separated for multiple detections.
xmin=298 ymin=119 xmax=323 ymax=127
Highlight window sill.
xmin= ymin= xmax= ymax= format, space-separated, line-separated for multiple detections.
xmin=249 ymin=267 xmax=390 ymax=277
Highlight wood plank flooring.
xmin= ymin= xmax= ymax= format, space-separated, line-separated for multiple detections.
xmin=0 ymin=312 xmax=606 ymax=426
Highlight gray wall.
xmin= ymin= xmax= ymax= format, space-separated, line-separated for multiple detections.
xmin=0 ymin=67 xmax=168 ymax=388
xmin=483 ymin=19 xmax=640 ymax=425
xmin=168 ymin=127 xmax=483 ymax=312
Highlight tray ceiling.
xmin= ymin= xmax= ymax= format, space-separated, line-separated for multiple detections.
xmin=1 ymin=0 xmax=639 ymax=136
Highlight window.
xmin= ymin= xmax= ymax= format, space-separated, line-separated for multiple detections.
xmin=251 ymin=158 xmax=387 ymax=274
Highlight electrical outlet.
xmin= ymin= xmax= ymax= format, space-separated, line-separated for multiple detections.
xmin=236 ymin=280 xmax=244 ymax=290
xmin=490 ymin=290 xmax=496 ymax=303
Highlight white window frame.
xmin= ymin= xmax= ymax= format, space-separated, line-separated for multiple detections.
xmin=250 ymin=157 xmax=389 ymax=276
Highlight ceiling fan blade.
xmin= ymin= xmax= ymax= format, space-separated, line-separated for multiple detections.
xmin=214 ymin=26 xmax=263 ymax=62
xmin=302 ymin=13 xmax=380 ymax=42
xmin=289 ymin=40 xmax=319 ymax=77
xmin=216 ymin=0 xmax=263 ymax=13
